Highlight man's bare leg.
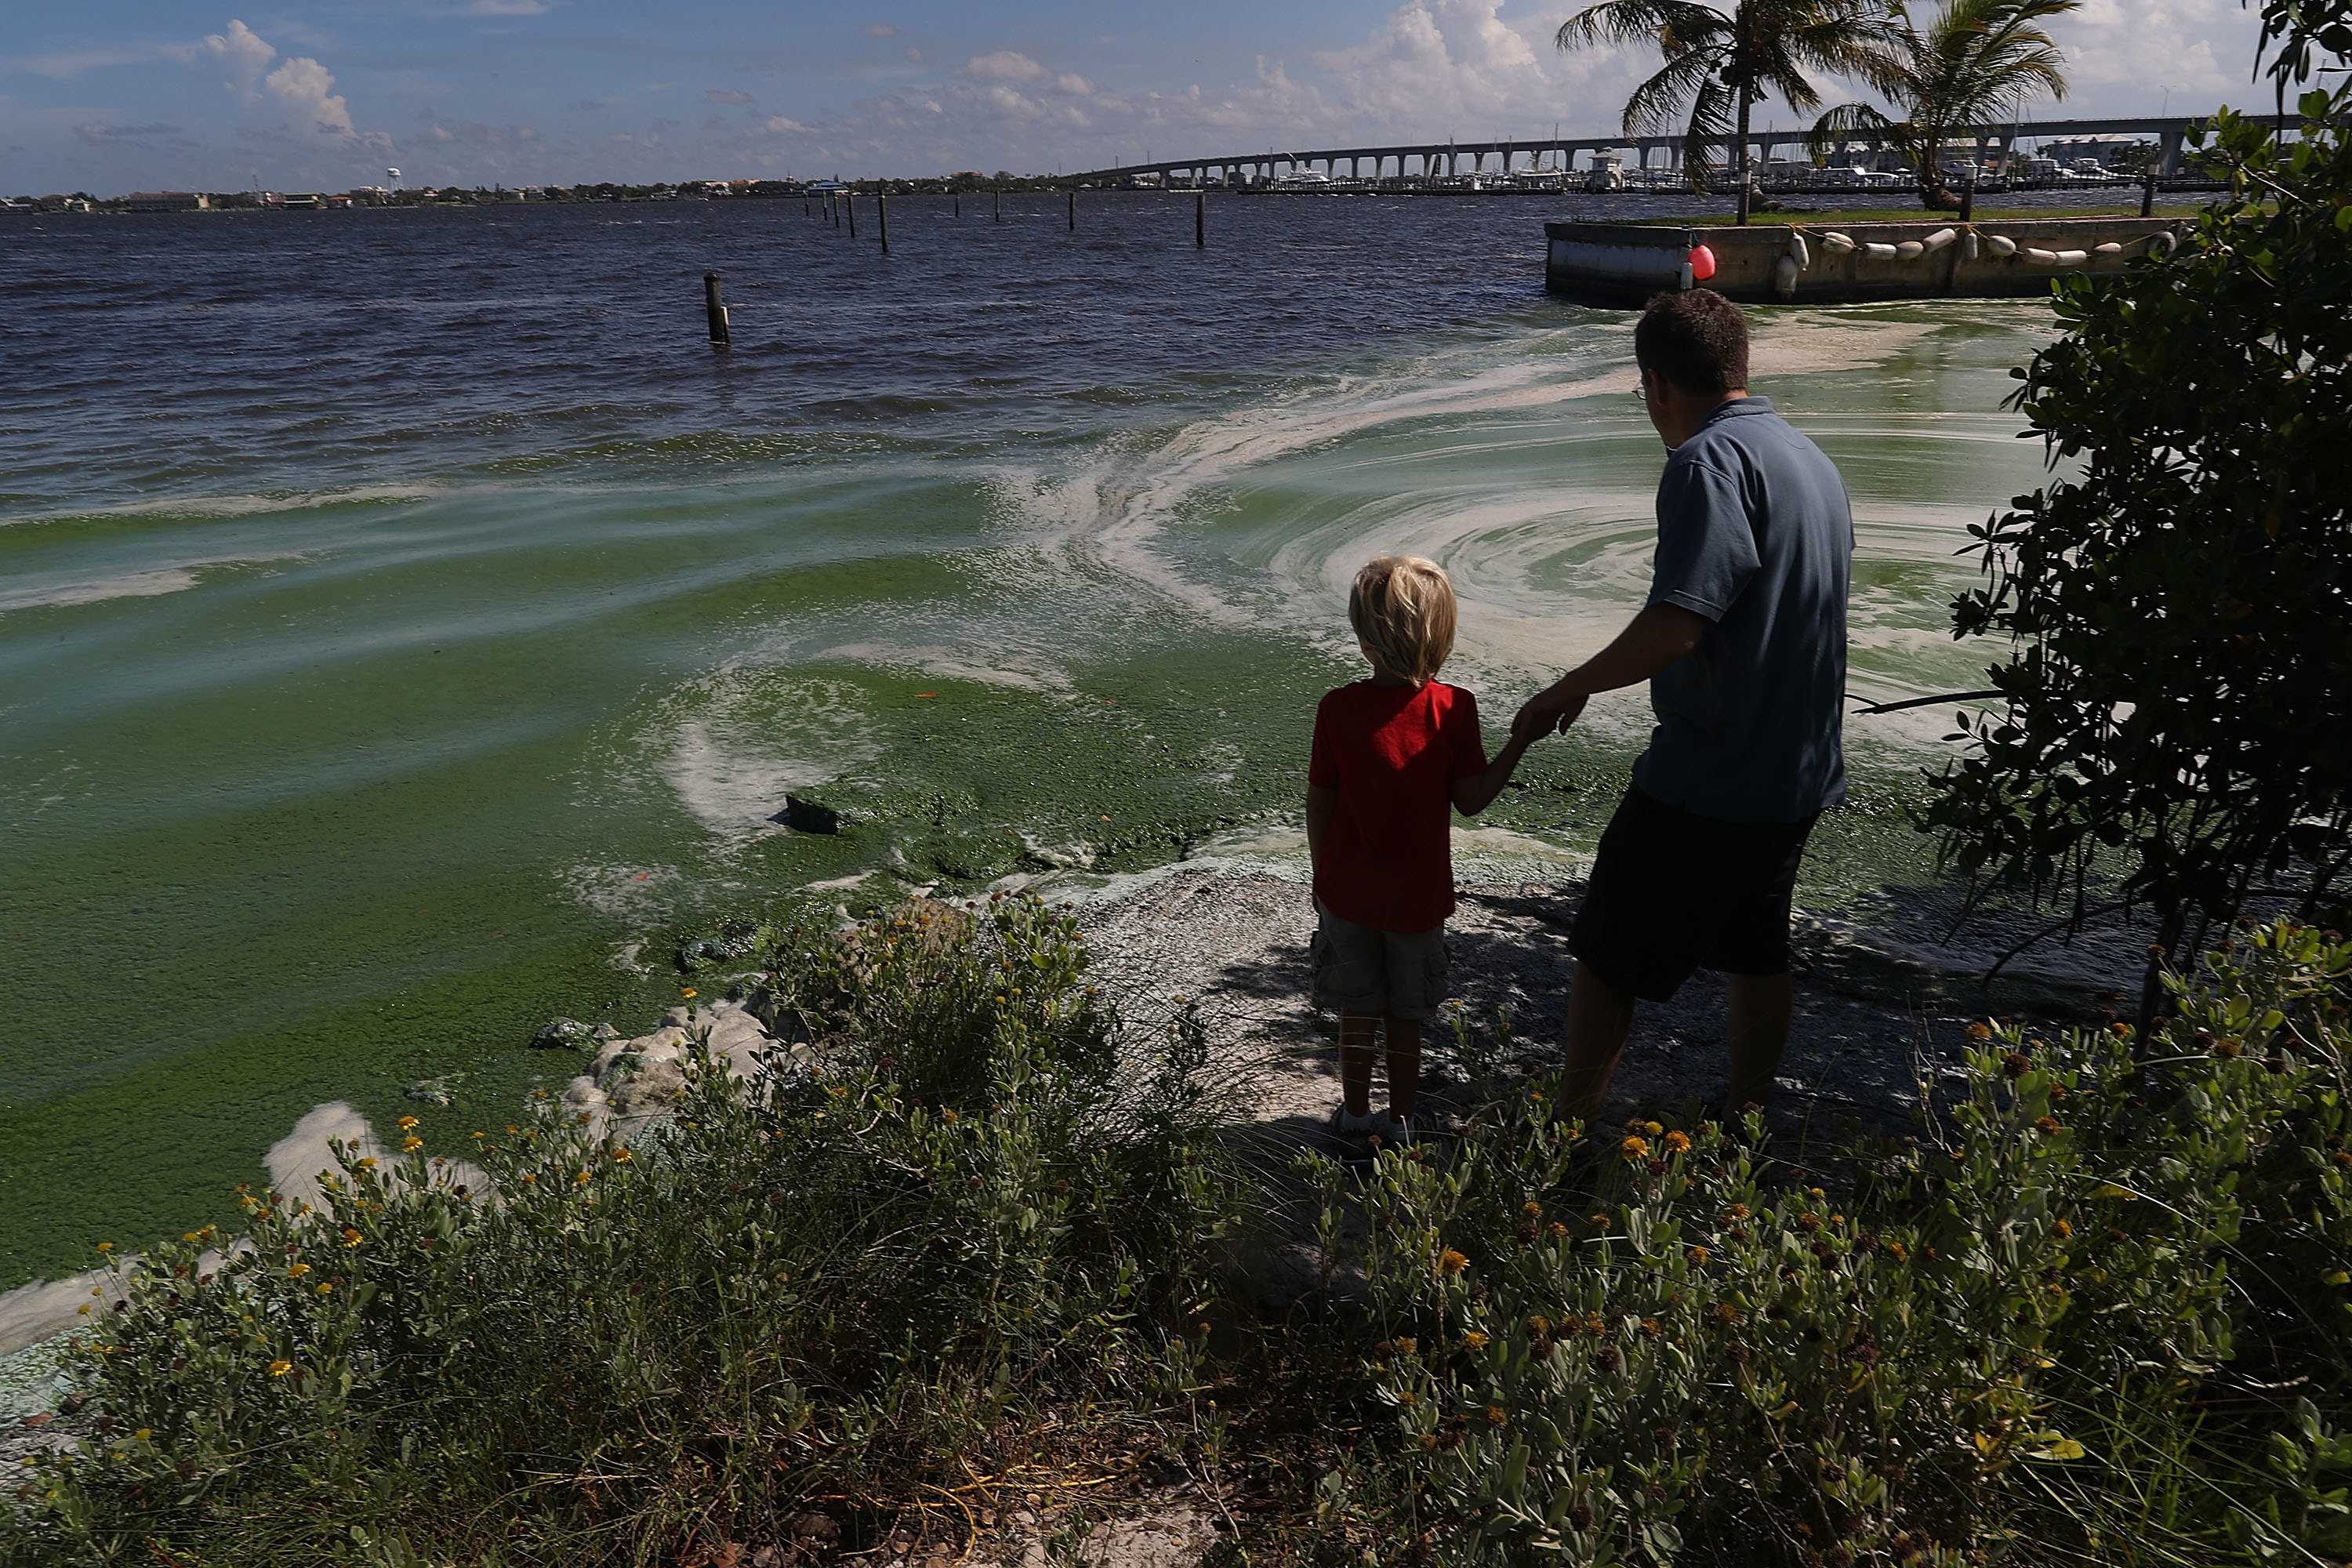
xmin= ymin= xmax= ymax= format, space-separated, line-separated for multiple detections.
xmin=1724 ymin=972 xmax=1793 ymax=1110
xmin=1339 ymin=1013 xmax=1379 ymax=1117
xmin=1385 ymin=1014 xmax=1421 ymax=1125
xmin=1559 ymin=960 xmax=1637 ymax=1123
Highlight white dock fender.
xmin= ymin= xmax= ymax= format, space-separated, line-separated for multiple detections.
xmin=2021 ymin=246 xmax=2060 ymax=265
xmin=1862 ymin=241 xmax=1900 ymax=260
xmin=1985 ymin=234 xmax=2018 ymax=256
xmin=2092 ymin=241 xmax=2125 ymax=257
xmin=1820 ymin=230 xmax=1857 ymax=253
xmin=1922 ymin=227 xmax=1958 ymax=252
xmin=1788 ymin=232 xmax=1810 ymax=270
xmin=2053 ymin=249 xmax=2090 ymax=267
xmin=1773 ymin=252 xmax=1802 ymax=299
xmin=1962 ymin=230 xmax=1980 ymax=260
xmin=1894 ymin=240 xmax=1926 ymax=260
xmin=2147 ymin=230 xmax=2177 ymax=258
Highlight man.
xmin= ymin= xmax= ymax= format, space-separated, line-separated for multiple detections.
xmin=1512 ymin=289 xmax=1853 ymax=1120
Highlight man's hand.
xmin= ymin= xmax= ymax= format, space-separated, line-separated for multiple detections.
xmin=1512 ymin=604 xmax=1708 ymax=745
xmin=1512 ymin=684 xmax=1588 ymax=743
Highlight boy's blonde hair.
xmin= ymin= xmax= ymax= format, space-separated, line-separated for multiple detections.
xmin=1348 ymin=555 xmax=1457 ymax=686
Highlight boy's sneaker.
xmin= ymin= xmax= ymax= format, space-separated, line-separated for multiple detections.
xmin=1328 ymin=1105 xmax=1383 ymax=1160
xmin=1328 ymin=1105 xmax=1415 ymax=1160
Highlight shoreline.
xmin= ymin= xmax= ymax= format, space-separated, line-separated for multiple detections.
xmin=0 ymin=852 xmax=2147 ymax=1402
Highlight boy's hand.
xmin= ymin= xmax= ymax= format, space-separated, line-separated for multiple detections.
xmin=1512 ymin=685 xmax=1588 ymax=742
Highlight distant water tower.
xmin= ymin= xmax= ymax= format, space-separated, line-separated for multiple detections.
xmin=387 ymin=167 xmax=401 ymax=187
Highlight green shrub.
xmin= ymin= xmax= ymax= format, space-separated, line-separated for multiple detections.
xmin=1329 ymin=922 xmax=2352 ymax=1565
xmin=5 ymin=894 xmax=1237 ymax=1566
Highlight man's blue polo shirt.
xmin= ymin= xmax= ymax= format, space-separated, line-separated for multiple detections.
xmin=1632 ymin=396 xmax=1853 ymax=824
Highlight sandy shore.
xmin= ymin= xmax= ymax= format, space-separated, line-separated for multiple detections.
xmin=1074 ymin=863 xmax=2144 ymax=1144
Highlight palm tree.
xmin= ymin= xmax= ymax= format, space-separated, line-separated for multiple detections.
xmin=1558 ymin=0 xmax=1893 ymax=223
xmin=1808 ymin=0 xmax=2078 ymax=209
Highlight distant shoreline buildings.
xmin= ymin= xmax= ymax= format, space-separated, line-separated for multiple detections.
xmin=0 ymin=136 xmax=2187 ymax=216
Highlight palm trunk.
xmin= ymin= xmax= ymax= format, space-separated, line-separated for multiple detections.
xmin=1735 ymin=81 xmax=1754 ymax=226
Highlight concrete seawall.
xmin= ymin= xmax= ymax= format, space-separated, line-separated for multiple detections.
xmin=1545 ymin=216 xmax=2180 ymax=304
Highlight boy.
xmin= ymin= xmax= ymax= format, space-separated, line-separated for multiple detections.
xmin=1306 ymin=555 xmax=1534 ymax=1149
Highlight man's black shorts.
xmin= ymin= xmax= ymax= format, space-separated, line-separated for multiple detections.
xmin=1568 ymin=786 xmax=1819 ymax=1003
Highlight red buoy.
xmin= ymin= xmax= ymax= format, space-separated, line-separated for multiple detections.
xmin=1688 ymin=244 xmax=1718 ymax=281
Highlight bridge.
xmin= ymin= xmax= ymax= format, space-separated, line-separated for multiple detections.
xmin=1071 ymin=113 xmax=2297 ymax=187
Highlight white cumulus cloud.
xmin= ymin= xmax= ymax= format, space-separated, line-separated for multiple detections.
xmin=194 ymin=20 xmax=275 ymax=101
xmin=183 ymin=19 xmax=393 ymax=154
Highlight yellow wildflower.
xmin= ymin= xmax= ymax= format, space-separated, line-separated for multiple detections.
xmin=1967 ymin=1022 xmax=1994 ymax=1040
xmin=269 ymin=1360 xmax=293 ymax=1377
xmin=1462 ymin=1331 xmax=1490 ymax=1350
xmin=341 ymin=1229 xmax=363 ymax=1249
xmin=315 ymin=1283 xmax=333 ymax=1295
xmin=286 ymin=1263 xmax=311 ymax=1279
xmin=1620 ymin=1135 xmax=1650 ymax=1161
xmin=133 ymin=1429 xmax=150 ymax=1441
xmin=611 ymin=1146 xmax=633 ymax=1163
xmin=1521 ymin=1200 xmax=1544 ymax=1219
xmin=94 ymin=1242 xmax=113 ymax=1253
xmin=1664 ymin=1131 xmax=1692 ymax=1153
xmin=681 ymin=987 xmax=697 ymax=999
xmin=1686 ymin=1246 xmax=1710 ymax=1265
xmin=574 ymin=1170 xmax=593 ymax=1185
xmin=397 ymin=1116 xmax=419 ymax=1131
xmin=401 ymin=1136 xmax=423 ymax=1152
xmin=1484 ymin=1406 xmax=1508 ymax=1427
xmin=1437 ymin=1248 xmax=1469 ymax=1276
xmin=357 ymin=1158 xmax=377 ymax=1171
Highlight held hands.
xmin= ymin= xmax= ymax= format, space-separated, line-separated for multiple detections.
xmin=1511 ymin=684 xmax=1588 ymax=746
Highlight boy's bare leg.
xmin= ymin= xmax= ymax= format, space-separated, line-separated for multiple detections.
xmin=1559 ymin=960 xmax=1637 ymax=1123
xmin=1722 ymin=972 xmax=1792 ymax=1110
xmin=1339 ymin=1013 xmax=1380 ymax=1117
xmin=1384 ymin=1014 xmax=1421 ymax=1125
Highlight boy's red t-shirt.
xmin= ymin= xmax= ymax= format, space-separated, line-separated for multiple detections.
xmin=1308 ymin=680 xmax=1488 ymax=934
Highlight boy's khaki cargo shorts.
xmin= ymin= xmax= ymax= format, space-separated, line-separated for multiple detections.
xmin=1311 ymin=905 xmax=1449 ymax=1021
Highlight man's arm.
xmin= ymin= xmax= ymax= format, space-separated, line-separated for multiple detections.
xmin=1305 ymin=783 xmax=1338 ymax=870
xmin=1511 ymin=602 xmax=1708 ymax=741
xmin=1451 ymin=733 xmax=1534 ymax=817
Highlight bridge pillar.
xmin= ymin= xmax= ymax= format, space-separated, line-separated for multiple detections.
xmin=2161 ymin=125 xmax=2185 ymax=176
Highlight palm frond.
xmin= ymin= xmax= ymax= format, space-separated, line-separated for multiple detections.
xmin=1623 ymin=50 xmax=1729 ymax=137
xmin=1681 ymin=75 xmax=1738 ymax=191
xmin=1806 ymin=100 xmax=1899 ymax=160
xmin=1558 ymin=0 xmax=1731 ymax=53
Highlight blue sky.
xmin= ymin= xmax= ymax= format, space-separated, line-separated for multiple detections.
xmin=2 ymin=0 xmax=2265 ymax=194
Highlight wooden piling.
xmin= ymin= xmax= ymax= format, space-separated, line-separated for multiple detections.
xmin=1196 ymin=191 xmax=1206 ymax=249
xmin=2141 ymin=169 xmax=2157 ymax=218
xmin=878 ymin=191 xmax=889 ymax=255
xmin=847 ymin=194 xmax=857 ymax=239
xmin=953 ymin=193 xmax=960 ymax=218
xmin=1067 ymin=187 xmax=1076 ymax=231
xmin=993 ymin=187 xmax=1002 ymax=224
xmin=1958 ymin=174 xmax=1974 ymax=225
xmin=702 ymin=272 xmax=730 ymax=348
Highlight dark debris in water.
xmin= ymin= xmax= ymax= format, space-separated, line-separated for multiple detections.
xmin=532 ymin=1018 xmax=620 ymax=1051
xmin=677 ymin=920 xmax=771 ymax=971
